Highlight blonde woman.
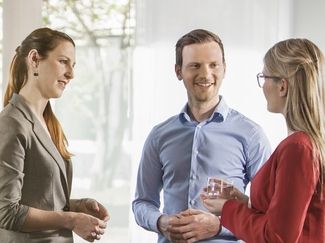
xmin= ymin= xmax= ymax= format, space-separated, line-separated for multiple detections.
xmin=0 ymin=27 xmax=109 ymax=243
xmin=201 ymin=38 xmax=325 ymax=243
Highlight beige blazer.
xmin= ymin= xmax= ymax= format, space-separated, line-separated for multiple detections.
xmin=0 ymin=94 xmax=73 ymax=243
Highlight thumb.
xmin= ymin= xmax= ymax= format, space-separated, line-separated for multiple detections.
xmin=92 ymin=201 xmax=100 ymax=211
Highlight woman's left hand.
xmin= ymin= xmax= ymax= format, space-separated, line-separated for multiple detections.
xmin=76 ymin=198 xmax=110 ymax=222
xmin=200 ymin=193 xmax=227 ymax=216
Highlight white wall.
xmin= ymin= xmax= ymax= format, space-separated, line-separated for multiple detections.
xmin=293 ymin=0 xmax=325 ymax=50
xmin=2 ymin=0 xmax=42 ymax=95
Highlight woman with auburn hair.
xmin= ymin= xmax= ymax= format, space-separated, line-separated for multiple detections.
xmin=0 ymin=27 xmax=109 ymax=243
xmin=201 ymin=38 xmax=325 ymax=243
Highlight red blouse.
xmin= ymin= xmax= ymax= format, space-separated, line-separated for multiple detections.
xmin=221 ymin=132 xmax=325 ymax=243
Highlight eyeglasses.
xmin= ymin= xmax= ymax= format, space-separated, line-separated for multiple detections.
xmin=256 ymin=72 xmax=281 ymax=88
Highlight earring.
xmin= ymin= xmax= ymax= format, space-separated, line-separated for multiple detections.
xmin=33 ymin=68 xmax=39 ymax=76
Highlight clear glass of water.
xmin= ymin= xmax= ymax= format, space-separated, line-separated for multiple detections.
xmin=206 ymin=177 xmax=234 ymax=199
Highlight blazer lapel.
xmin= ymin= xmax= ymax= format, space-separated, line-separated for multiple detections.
xmin=10 ymin=94 xmax=71 ymax=200
xmin=33 ymin=122 xmax=70 ymax=193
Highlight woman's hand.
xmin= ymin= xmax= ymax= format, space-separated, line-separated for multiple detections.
xmin=200 ymin=193 xmax=227 ymax=216
xmin=69 ymin=212 xmax=107 ymax=242
xmin=72 ymin=198 xmax=110 ymax=222
xmin=200 ymin=186 xmax=249 ymax=216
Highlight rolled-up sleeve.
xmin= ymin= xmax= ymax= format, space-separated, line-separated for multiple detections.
xmin=0 ymin=116 xmax=29 ymax=231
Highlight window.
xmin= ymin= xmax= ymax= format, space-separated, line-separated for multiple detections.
xmin=42 ymin=1 xmax=135 ymax=242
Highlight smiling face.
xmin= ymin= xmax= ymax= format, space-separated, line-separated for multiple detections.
xmin=35 ymin=40 xmax=76 ymax=99
xmin=175 ymin=41 xmax=226 ymax=108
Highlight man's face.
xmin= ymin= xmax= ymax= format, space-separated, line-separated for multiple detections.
xmin=175 ymin=41 xmax=226 ymax=106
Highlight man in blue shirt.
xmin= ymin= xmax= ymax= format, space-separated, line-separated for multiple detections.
xmin=132 ymin=29 xmax=272 ymax=242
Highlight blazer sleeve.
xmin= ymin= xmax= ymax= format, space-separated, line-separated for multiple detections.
xmin=0 ymin=116 xmax=29 ymax=231
xmin=220 ymin=141 xmax=319 ymax=243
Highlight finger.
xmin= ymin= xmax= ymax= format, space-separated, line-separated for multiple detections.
xmin=90 ymin=231 xmax=102 ymax=241
xmin=92 ymin=201 xmax=100 ymax=212
xmin=98 ymin=220 xmax=107 ymax=229
xmin=186 ymin=238 xmax=197 ymax=243
xmin=170 ymin=232 xmax=185 ymax=241
xmin=200 ymin=193 xmax=208 ymax=200
xmin=171 ymin=239 xmax=188 ymax=242
xmin=170 ymin=218 xmax=203 ymax=235
xmin=87 ymin=232 xmax=96 ymax=242
xmin=187 ymin=208 xmax=202 ymax=214
xmin=172 ymin=215 xmax=197 ymax=226
xmin=172 ymin=239 xmax=189 ymax=243
xmin=181 ymin=230 xmax=197 ymax=240
xmin=203 ymin=201 xmax=215 ymax=210
xmin=179 ymin=208 xmax=201 ymax=216
xmin=169 ymin=220 xmax=188 ymax=227
xmin=203 ymin=198 xmax=216 ymax=205
xmin=103 ymin=215 xmax=110 ymax=221
xmin=169 ymin=225 xmax=186 ymax=234
xmin=96 ymin=228 xmax=105 ymax=235
xmin=86 ymin=236 xmax=95 ymax=242
xmin=99 ymin=207 xmax=110 ymax=220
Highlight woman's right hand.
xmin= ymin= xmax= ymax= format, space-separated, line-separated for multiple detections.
xmin=70 ymin=212 xmax=107 ymax=242
xmin=200 ymin=186 xmax=249 ymax=216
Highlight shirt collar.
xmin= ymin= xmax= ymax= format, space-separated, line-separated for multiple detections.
xmin=179 ymin=96 xmax=229 ymax=124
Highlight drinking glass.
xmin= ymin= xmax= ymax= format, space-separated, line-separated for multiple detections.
xmin=206 ymin=177 xmax=234 ymax=199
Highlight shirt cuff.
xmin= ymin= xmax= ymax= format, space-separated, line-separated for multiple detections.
xmin=149 ymin=211 xmax=164 ymax=233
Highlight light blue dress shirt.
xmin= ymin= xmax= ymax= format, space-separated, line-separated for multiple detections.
xmin=132 ymin=97 xmax=272 ymax=242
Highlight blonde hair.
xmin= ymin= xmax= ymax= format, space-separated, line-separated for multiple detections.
xmin=264 ymin=38 xmax=325 ymax=186
xmin=3 ymin=27 xmax=74 ymax=161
